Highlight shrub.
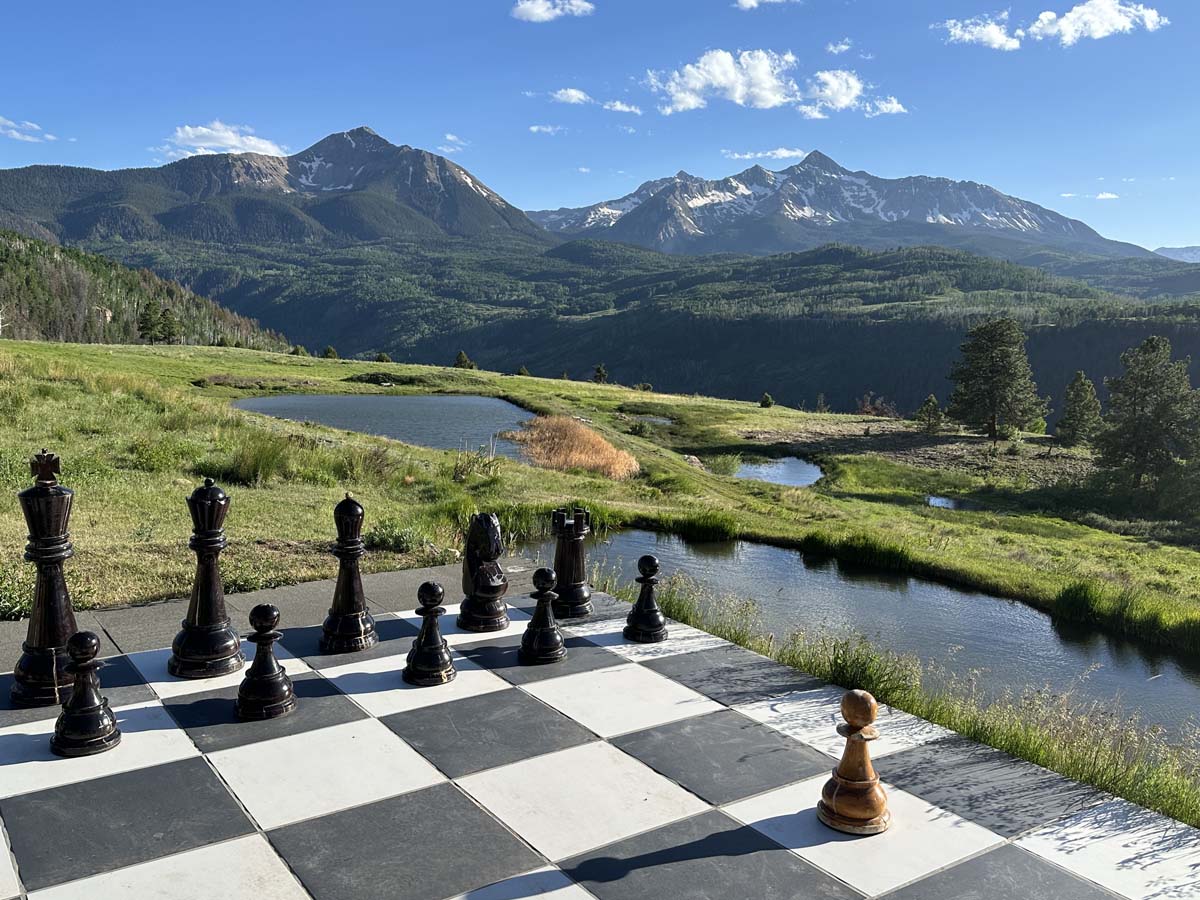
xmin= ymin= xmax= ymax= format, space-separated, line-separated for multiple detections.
xmin=321 ymin=346 xmax=339 ymax=359
xmin=364 ymin=517 xmax=428 ymax=553
xmin=374 ymin=352 xmax=392 ymax=363
xmin=703 ymin=453 xmax=743 ymax=476
xmin=511 ymin=416 xmax=639 ymax=480
xmin=202 ymin=433 xmax=292 ymax=485
xmin=760 ymin=392 xmax=775 ymax=408
xmin=628 ymin=420 xmax=652 ymax=437
xmin=634 ymin=383 xmax=653 ymax=392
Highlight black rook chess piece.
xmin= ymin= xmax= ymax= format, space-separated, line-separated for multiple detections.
xmin=236 ymin=604 xmax=297 ymax=720
xmin=457 ymin=513 xmax=510 ymax=632
xmin=519 ymin=567 xmax=567 ymax=665
xmin=551 ymin=507 xmax=593 ymax=619
xmin=320 ymin=493 xmax=379 ymax=654
xmin=168 ymin=479 xmax=244 ymax=679
xmin=50 ymin=631 xmax=121 ymax=757
xmin=624 ymin=555 xmax=668 ymax=644
xmin=11 ymin=449 xmax=80 ymax=708
xmin=404 ymin=582 xmax=456 ymax=686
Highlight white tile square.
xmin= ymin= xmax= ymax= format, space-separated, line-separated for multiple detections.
xmin=395 ymin=600 xmax=532 ymax=648
xmin=0 ymin=831 xmax=17 ymax=900
xmin=208 ymin=718 xmax=444 ymax=829
xmin=564 ymin=619 xmax=730 ymax=662
xmin=735 ymin=687 xmax=951 ymax=759
xmin=724 ymin=774 xmax=1003 ymax=896
xmin=1017 ymin=797 xmax=1200 ymax=899
xmin=459 ymin=741 xmax=708 ymax=861
xmin=448 ymin=866 xmax=593 ymax=899
xmin=128 ymin=641 xmax=313 ymax=700
xmin=322 ymin=650 xmax=510 ymax=717
xmin=27 ymin=833 xmax=311 ymax=900
xmin=521 ymin=663 xmax=722 ymax=738
xmin=0 ymin=700 xmax=199 ymax=799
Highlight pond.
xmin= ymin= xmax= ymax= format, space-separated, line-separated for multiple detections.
xmin=233 ymin=394 xmax=532 ymax=460
xmin=735 ymin=456 xmax=824 ymax=488
xmin=522 ymin=529 xmax=1200 ymax=739
xmin=927 ymin=495 xmax=982 ymax=511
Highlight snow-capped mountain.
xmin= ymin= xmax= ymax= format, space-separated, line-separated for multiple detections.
xmin=1156 ymin=246 xmax=1200 ymax=263
xmin=528 ymin=151 xmax=1149 ymax=259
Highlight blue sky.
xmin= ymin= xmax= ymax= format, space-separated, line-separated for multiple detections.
xmin=1 ymin=0 xmax=1193 ymax=248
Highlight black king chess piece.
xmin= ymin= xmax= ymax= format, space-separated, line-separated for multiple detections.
xmin=51 ymin=631 xmax=121 ymax=757
xmin=236 ymin=604 xmax=297 ymax=720
xmin=551 ymin=507 xmax=593 ymax=619
xmin=456 ymin=513 xmax=510 ymax=632
xmin=404 ymin=582 xmax=456 ymax=686
xmin=624 ymin=555 xmax=669 ymax=643
xmin=320 ymin=493 xmax=378 ymax=654
xmin=11 ymin=449 xmax=80 ymax=707
xmin=168 ymin=479 xmax=244 ymax=679
xmin=519 ymin=567 xmax=568 ymax=665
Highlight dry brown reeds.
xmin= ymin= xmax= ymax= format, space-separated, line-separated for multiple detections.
xmin=510 ymin=415 xmax=640 ymax=480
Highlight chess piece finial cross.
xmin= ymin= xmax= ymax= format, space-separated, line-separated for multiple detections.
xmin=30 ymin=449 xmax=60 ymax=487
xmin=816 ymin=689 xmax=892 ymax=835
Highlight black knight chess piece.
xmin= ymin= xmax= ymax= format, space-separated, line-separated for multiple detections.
xmin=168 ymin=479 xmax=244 ymax=679
xmin=551 ymin=507 xmax=593 ymax=619
xmin=236 ymin=604 xmax=296 ymax=720
xmin=624 ymin=555 xmax=668 ymax=643
xmin=404 ymin=582 xmax=456 ymax=686
xmin=11 ymin=449 xmax=80 ymax=707
xmin=519 ymin=567 xmax=567 ymax=665
xmin=320 ymin=493 xmax=378 ymax=654
xmin=456 ymin=513 xmax=510 ymax=632
xmin=51 ymin=631 xmax=121 ymax=757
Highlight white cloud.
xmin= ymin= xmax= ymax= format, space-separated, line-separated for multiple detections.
xmin=1096 ymin=191 xmax=1120 ymax=199
xmin=0 ymin=116 xmax=53 ymax=143
xmin=529 ymin=124 xmax=565 ymax=134
xmin=44 ymin=134 xmax=58 ymax=141
xmin=826 ymin=38 xmax=853 ymax=55
xmin=722 ymin=147 xmax=809 ymax=160
xmin=735 ymin=0 xmax=799 ymax=8
xmin=155 ymin=120 xmax=285 ymax=159
xmin=937 ymin=11 xmax=1023 ymax=50
xmin=617 ymin=124 xmax=637 ymax=134
xmin=1060 ymin=192 xmax=1078 ymax=197
xmin=864 ymin=95 xmax=907 ymax=117
xmin=802 ymin=69 xmax=866 ymax=118
xmin=511 ymin=0 xmax=594 ymax=22
xmin=552 ymin=87 xmax=593 ymax=104
xmin=438 ymin=133 xmax=468 ymax=154
xmin=648 ymin=49 xmax=800 ymax=114
xmin=603 ymin=100 xmax=643 ymax=115
xmin=1028 ymin=0 xmax=1167 ymax=45
xmin=577 ymin=166 xmax=591 ymax=173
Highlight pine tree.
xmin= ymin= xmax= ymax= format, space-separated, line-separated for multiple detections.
xmin=321 ymin=345 xmax=339 ymax=359
xmin=157 ymin=307 xmax=181 ymax=344
xmin=516 ymin=365 xmax=530 ymax=376
xmin=453 ymin=350 xmax=477 ymax=369
xmin=914 ymin=394 xmax=944 ymax=434
xmin=137 ymin=298 xmax=162 ymax=343
xmin=760 ymin=392 xmax=775 ymax=408
xmin=815 ymin=393 xmax=830 ymax=414
xmin=593 ymin=363 xmax=609 ymax=384
xmin=375 ymin=352 xmax=392 ymax=363
xmin=289 ymin=345 xmax=310 ymax=356
xmin=947 ymin=318 xmax=1047 ymax=444
xmin=1057 ymin=371 xmax=1102 ymax=446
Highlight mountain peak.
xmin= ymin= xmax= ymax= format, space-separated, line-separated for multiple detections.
xmin=800 ymin=150 xmax=845 ymax=174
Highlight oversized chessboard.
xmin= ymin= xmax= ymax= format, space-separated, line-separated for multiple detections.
xmin=1 ymin=581 xmax=1198 ymax=900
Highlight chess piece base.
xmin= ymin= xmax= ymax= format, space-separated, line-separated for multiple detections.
xmin=518 ymin=643 xmax=567 ymax=665
xmin=168 ymin=622 xmax=244 ymax=679
xmin=552 ymin=598 xmax=593 ymax=620
xmin=10 ymin=646 xmax=72 ymax=707
xmin=624 ymin=622 xmax=668 ymax=644
xmin=402 ymin=665 xmax=457 ymax=687
xmin=817 ymin=799 xmax=891 ymax=835
xmin=456 ymin=599 xmax=510 ymax=633
xmin=236 ymin=692 xmax=297 ymax=721
xmin=319 ymin=613 xmax=379 ymax=654
xmin=50 ymin=721 xmax=122 ymax=758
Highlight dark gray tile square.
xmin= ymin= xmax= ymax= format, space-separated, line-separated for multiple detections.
xmin=509 ymin=590 xmax=628 ymax=622
xmin=612 ymin=709 xmax=830 ymax=804
xmin=163 ymin=671 xmax=367 ymax=752
xmin=0 ymin=757 xmax=252 ymax=891
xmin=562 ymin=809 xmax=860 ymax=900
xmin=91 ymin=602 xmax=188 ymax=653
xmin=456 ymin=632 xmax=624 ymax=686
xmin=880 ymin=844 xmax=1121 ymax=899
xmin=269 ymin=782 xmax=542 ymax=900
xmin=0 ymin=654 xmax=155 ymax=728
xmin=277 ymin=614 xmax=418 ymax=669
xmin=883 ymin=736 xmax=1106 ymax=837
xmin=642 ymin=644 xmax=824 ymax=706
xmin=382 ymin=688 xmax=595 ymax=777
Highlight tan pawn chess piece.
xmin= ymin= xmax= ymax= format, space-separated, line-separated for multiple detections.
xmin=816 ymin=689 xmax=892 ymax=835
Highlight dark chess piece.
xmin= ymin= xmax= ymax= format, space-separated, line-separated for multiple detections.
xmin=456 ymin=513 xmax=510 ymax=632
xmin=236 ymin=604 xmax=296 ymax=721
xmin=11 ymin=449 xmax=80 ymax=707
xmin=50 ymin=631 xmax=121 ymax=757
xmin=817 ymin=690 xmax=892 ymax=835
xmin=519 ymin=568 xmax=567 ymax=665
xmin=551 ymin=507 xmax=593 ymax=619
xmin=168 ymin=479 xmax=245 ymax=679
xmin=624 ymin=555 xmax=668 ymax=644
xmin=319 ymin=493 xmax=378 ymax=654
xmin=404 ymin=582 xmax=456 ymax=686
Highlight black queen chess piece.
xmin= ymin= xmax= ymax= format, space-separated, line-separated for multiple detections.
xmin=624 ymin=555 xmax=669 ymax=644
xmin=404 ymin=582 xmax=456 ymax=686
xmin=11 ymin=449 xmax=80 ymax=707
xmin=50 ymin=631 xmax=121 ymax=757
xmin=551 ymin=507 xmax=593 ymax=619
xmin=319 ymin=493 xmax=378 ymax=654
xmin=168 ymin=479 xmax=244 ymax=679
xmin=519 ymin=567 xmax=567 ymax=665
xmin=236 ymin=604 xmax=297 ymax=720
xmin=456 ymin=512 xmax=510 ymax=632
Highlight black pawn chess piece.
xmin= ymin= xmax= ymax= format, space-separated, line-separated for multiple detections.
xmin=51 ymin=631 xmax=121 ymax=757
xmin=519 ymin=568 xmax=567 ymax=665
xmin=457 ymin=513 xmax=510 ymax=633
xmin=168 ymin=479 xmax=244 ymax=679
xmin=624 ymin=555 xmax=668 ymax=644
xmin=320 ymin=493 xmax=378 ymax=654
xmin=551 ymin=507 xmax=593 ymax=619
xmin=404 ymin=582 xmax=456 ymax=687
xmin=11 ymin=450 xmax=80 ymax=707
xmin=236 ymin=604 xmax=297 ymax=721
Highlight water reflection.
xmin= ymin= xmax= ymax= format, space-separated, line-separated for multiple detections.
xmin=735 ymin=456 xmax=824 ymax=488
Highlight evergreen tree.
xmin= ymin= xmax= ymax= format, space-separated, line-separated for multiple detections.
xmin=137 ymin=298 xmax=162 ymax=343
xmin=593 ymin=363 xmax=609 ymax=384
xmin=375 ymin=352 xmax=392 ymax=363
xmin=914 ymin=394 xmax=944 ymax=434
xmin=1096 ymin=336 xmax=1200 ymax=485
xmin=516 ymin=365 xmax=530 ymax=376
xmin=815 ymin=393 xmax=830 ymax=414
xmin=760 ymin=392 xmax=775 ymax=408
xmin=453 ymin=350 xmax=477 ymax=369
xmin=321 ymin=345 xmax=339 ymax=359
xmin=157 ymin=307 xmax=181 ymax=344
xmin=561 ymin=371 xmax=571 ymax=380
xmin=289 ymin=345 xmax=310 ymax=356
xmin=1057 ymin=371 xmax=1102 ymax=446
xmin=947 ymin=318 xmax=1046 ymax=443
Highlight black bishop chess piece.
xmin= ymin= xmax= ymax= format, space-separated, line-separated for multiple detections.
xmin=11 ymin=449 xmax=80 ymax=708
xmin=50 ymin=631 xmax=121 ymax=757
xmin=168 ymin=479 xmax=245 ymax=679
xmin=320 ymin=493 xmax=378 ymax=654
xmin=519 ymin=567 xmax=567 ymax=665
xmin=457 ymin=513 xmax=510 ymax=633
xmin=624 ymin=555 xmax=669 ymax=644
xmin=551 ymin=507 xmax=593 ymax=620
xmin=404 ymin=582 xmax=456 ymax=686
xmin=236 ymin=604 xmax=297 ymax=720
